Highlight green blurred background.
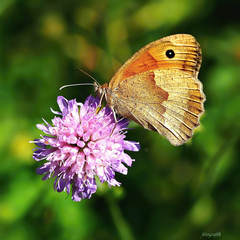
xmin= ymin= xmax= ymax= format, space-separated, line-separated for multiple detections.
xmin=0 ymin=0 xmax=240 ymax=239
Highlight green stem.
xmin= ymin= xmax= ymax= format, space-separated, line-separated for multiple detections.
xmin=106 ymin=194 xmax=135 ymax=240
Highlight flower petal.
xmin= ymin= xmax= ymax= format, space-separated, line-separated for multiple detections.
xmin=57 ymin=96 xmax=69 ymax=115
xmin=123 ymin=140 xmax=141 ymax=151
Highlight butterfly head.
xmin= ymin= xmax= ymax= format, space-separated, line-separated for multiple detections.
xmin=94 ymin=82 xmax=110 ymax=102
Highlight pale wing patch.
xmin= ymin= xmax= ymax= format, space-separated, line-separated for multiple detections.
xmin=155 ymin=69 xmax=205 ymax=144
xmin=111 ymin=70 xmax=205 ymax=146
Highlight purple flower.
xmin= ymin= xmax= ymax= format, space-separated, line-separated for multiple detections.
xmin=31 ymin=95 xmax=140 ymax=201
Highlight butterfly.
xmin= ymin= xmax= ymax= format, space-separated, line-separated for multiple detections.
xmin=95 ymin=34 xmax=205 ymax=146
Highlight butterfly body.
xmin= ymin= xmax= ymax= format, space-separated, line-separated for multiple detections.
xmin=96 ymin=34 xmax=205 ymax=146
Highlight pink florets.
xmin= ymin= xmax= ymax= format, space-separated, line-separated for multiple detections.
xmin=32 ymin=95 xmax=140 ymax=201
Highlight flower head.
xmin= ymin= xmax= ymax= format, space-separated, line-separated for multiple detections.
xmin=32 ymin=95 xmax=140 ymax=201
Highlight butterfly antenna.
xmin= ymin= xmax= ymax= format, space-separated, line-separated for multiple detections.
xmin=60 ymin=69 xmax=100 ymax=90
xmin=76 ymin=68 xmax=100 ymax=86
xmin=59 ymin=83 xmax=95 ymax=90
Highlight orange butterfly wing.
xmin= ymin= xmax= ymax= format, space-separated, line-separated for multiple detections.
xmin=98 ymin=34 xmax=205 ymax=146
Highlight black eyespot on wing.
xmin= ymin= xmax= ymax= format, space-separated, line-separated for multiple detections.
xmin=166 ymin=49 xmax=175 ymax=58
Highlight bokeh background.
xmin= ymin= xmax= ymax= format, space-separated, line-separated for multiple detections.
xmin=1 ymin=0 xmax=240 ymax=239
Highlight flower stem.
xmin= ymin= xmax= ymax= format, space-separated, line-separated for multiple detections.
xmin=106 ymin=194 xmax=135 ymax=240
